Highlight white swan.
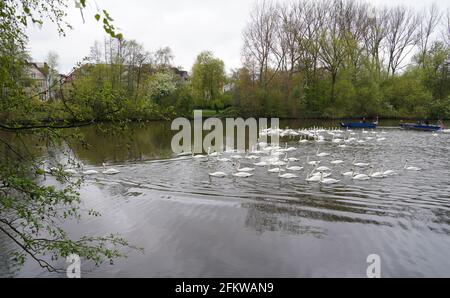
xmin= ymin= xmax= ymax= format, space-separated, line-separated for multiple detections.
xmin=102 ymin=163 xmax=120 ymax=175
xmin=83 ymin=169 xmax=99 ymax=175
xmin=209 ymin=172 xmax=227 ymax=178
xmin=352 ymin=173 xmax=370 ymax=180
xmin=316 ymin=166 xmax=331 ymax=172
xmin=232 ymin=172 xmax=253 ymax=178
xmin=299 ymin=136 xmax=309 ymax=144
xmin=254 ymin=161 xmax=269 ymax=167
xmin=306 ymin=172 xmax=321 ymax=183
xmin=342 ymin=169 xmax=356 ymax=177
xmin=207 ymin=147 xmax=221 ymax=157
xmin=285 ymin=145 xmax=297 ymax=152
xmin=268 ymin=164 xmax=285 ymax=173
xmin=316 ymin=148 xmax=330 ymax=157
xmin=369 ymin=166 xmax=385 ymax=178
xmin=284 ymin=153 xmax=300 ymax=162
xmin=217 ymin=157 xmax=231 ymax=162
xmin=353 ymin=157 xmax=370 ymax=168
xmin=383 ymin=169 xmax=396 ymax=176
xmin=192 ymin=152 xmax=207 ymax=159
xmin=286 ymin=162 xmax=303 ymax=171
xmin=271 ymin=160 xmax=287 ymax=166
xmin=278 ymin=170 xmax=298 ymax=179
xmin=312 ymin=171 xmax=331 ymax=178
xmin=330 ymin=155 xmax=345 ymax=165
xmin=306 ymin=155 xmax=320 ymax=166
xmin=319 ymin=172 xmax=340 ymax=185
xmin=404 ymin=160 xmax=422 ymax=171
xmin=236 ymin=161 xmax=254 ymax=172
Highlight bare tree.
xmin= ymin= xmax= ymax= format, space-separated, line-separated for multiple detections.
xmin=243 ymin=0 xmax=280 ymax=88
xmin=443 ymin=9 xmax=450 ymax=47
xmin=363 ymin=6 xmax=389 ymax=78
xmin=123 ymin=40 xmax=150 ymax=100
xmin=275 ymin=1 xmax=304 ymax=76
xmin=417 ymin=4 xmax=442 ymax=68
xmin=338 ymin=0 xmax=370 ymax=76
xmin=298 ymin=0 xmax=325 ymax=86
xmin=153 ymin=47 xmax=174 ymax=70
xmin=318 ymin=0 xmax=347 ymax=103
xmin=385 ymin=6 xmax=418 ymax=76
xmin=89 ymin=40 xmax=103 ymax=64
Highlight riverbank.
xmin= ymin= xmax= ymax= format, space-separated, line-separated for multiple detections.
xmin=2 ymin=106 xmax=449 ymax=129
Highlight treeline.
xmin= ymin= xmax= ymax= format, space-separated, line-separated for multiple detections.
xmin=60 ymin=39 xmax=190 ymax=120
xmin=15 ymin=0 xmax=450 ymax=122
xmin=58 ymin=37 xmax=230 ymax=121
xmin=231 ymin=0 xmax=450 ymax=119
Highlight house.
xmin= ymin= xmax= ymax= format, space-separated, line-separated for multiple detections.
xmin=24 ymin=61 xmax=62 ymax=101
xmin=170 ymin=67 xmax=189 ymax=82
xmin=223 ymin=83 xmax=234 ymax=93
xmin=25 ymin=62 xmax=49 ymax=100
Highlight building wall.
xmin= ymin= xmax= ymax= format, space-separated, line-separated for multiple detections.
xmin=25 ymin=63 xmax=49 ymax=100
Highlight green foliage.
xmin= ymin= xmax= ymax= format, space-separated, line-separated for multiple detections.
xmin=0 ymin=0 xmax=139 ymax=274
xmin=382 ymin=69 xmax=433 ymax=118
xmin=191 ymin=51 xmax=226 ymax=109
xmin=146 ymin=72 xmax=176 ymax=104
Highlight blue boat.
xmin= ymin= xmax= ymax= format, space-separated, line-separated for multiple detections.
xmin=399 ymin=123 xmax=443 ymax=132
xmin=340 ymin=122 xmax=377 ymax=129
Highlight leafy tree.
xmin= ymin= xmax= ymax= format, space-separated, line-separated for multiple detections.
xmin=191 ymin=51 xmax=225 ymax=111
xmin=146 ymin=72 xmax=176 ymax=105
xmin=0 ymin=0 xmax=136 ymax=274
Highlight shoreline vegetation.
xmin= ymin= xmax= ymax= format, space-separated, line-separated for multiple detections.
xmin=3 ymin=0 xmax=449 ymax=127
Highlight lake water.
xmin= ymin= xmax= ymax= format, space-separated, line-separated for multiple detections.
xmin=1 ymin=119 xmax=450 ymax=277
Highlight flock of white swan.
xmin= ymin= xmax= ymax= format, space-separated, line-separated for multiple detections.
xmin=187 ymin=127 xmax=427 ymax=185
xmin=43 ymin=126 xmax=436 ymax=184
xmin=43 ymin=162 xmax=121 ymax=176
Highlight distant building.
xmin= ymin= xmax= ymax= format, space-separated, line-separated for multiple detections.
xmin=170 ymin=67 xmax=189 ymax=82
xmin=25 ymin=62 xmax=49 ymax=100
xmin=223 ymin=83 xmax=234 ymax=93
xmin=24 ymin=61 xmax=62 ymax=100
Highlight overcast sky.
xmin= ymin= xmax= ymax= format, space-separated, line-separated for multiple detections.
xmin=27 ymin=0 xmax=449 ymax=74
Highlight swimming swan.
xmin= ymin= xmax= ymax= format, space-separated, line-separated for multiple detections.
xmin=102 ymin=163 xmax=120 ymax=175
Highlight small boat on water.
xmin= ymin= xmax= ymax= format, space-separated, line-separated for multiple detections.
xmin=399 ymin=123 xmax=443 ymax=132
xmin=341 ymin=117 xmax=378 ymax=129
xmin=341 ymin=122 xmax=377 ymax=129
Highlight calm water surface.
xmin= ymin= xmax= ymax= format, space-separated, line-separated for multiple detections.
xmin=1 ymin=119 xmax=450 ymax=277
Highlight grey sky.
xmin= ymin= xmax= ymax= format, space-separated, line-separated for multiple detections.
xmin=27 ymin=0 xmax=449 ymax=74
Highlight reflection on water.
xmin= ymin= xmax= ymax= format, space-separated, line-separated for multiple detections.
xmin=1 ymin=119 xmax=450 ymax=277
